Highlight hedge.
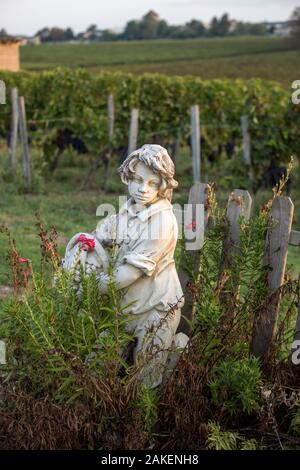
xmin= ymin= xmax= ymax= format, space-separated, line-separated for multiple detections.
xmin=0 ymin=68 xmax=299 ymax=171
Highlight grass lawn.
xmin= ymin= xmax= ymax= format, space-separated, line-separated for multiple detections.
xmin=20 ymin=36 xmax=300 ymax=88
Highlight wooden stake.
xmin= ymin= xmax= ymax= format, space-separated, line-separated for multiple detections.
xmin=250 ymin=197 xmax=294 ymax=361
xmin=190 ymin=105 xmax=200 ymax=183
xmin=218 ymin=189 xmax=252 ymax=315
xmin=18 ymin=96 xmax=32 ymax=191
xmin=107 ymin=94 xmax=114 ymax=140
xmin=241 ymin=115 xmax=255 ymax=184
xmin=221 ymin=189 xmax=252 ymax=272
xmin=128 ymin=108 xmax=139 ymax=155
xmin=9 ymin=87 xmax=18 ymax=173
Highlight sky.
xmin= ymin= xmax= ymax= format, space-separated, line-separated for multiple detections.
xmin=0 ymin=0 xmax=298 ymax=36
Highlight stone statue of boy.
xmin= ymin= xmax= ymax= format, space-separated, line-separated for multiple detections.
xmin=63 ymin=144 xmax=188 ymax=387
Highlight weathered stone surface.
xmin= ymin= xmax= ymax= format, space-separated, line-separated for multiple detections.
xmin=63 ymin=144 xmax=188 ymax=387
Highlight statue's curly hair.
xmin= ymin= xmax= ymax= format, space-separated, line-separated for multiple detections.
xmin=118 ymin=144 xmax=178 ymax=201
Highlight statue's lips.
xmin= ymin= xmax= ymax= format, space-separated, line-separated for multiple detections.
xmin=134 ymin=194 xmax=149 ymax=202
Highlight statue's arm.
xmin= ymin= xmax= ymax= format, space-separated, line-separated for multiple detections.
xmin=96 ymin=211 xmax=176 ymax=293
xmin=97 ymin=263 xmax=143 ymax=294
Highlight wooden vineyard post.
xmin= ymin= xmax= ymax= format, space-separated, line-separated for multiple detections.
xmin=102 ymin=94 xmax=115 ymax=190
xmin=241 ymin=116 xmax=251 ymax=166
xmin=250 ymin=197 xmax=294 ymax=362
xmin=18 ymin=96 xmax=32 ymax=191
xmin=107 ymin=94 xmax=114 ymax=141
xmin=190 ymin=105 xmax=201 ymax=183
xmin=218 ymin=189 xmax=252 ymax=314
xmin=241 ymin=116 xmax=254 ymax=187
xmin=178 ymin=182 xmax=210 ymax=335
xmin=9 ymin=87 xmax=18 ymax=173
xmin=128 ymin=108 xmax=139 ymax=155
xmin=221 ymin=189 xmax=252 ymax=273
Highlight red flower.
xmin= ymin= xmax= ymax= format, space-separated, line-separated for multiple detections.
xmin=77 ymin=234 xmax=95 ymax=251
xmin=17 ymin=256 xmax=31 ymax=284
xmin=18 ymin=257 xmax=30 ymax=264
xmin=185 ymin=219 xmax=196 ymax=230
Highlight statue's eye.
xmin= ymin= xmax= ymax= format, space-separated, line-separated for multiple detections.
xmin=133 ymin=176 xmax=141 ymax=183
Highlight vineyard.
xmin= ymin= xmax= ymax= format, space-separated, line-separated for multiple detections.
xmin=0 ymin=68 xmax=299 ymax=176
xmin=20 ymin=37 xmax=300 ymax=87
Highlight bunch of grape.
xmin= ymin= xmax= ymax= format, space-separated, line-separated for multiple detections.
xmin=72 ymin=259 xmax=103 ymax=292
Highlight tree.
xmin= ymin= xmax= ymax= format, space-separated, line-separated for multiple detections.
xmin=100 ymin=29 xmax=118 ymax=41
xmin=29 ymin=11 xmax=275 ymax=43
xmin=210 ymin=17 xmax=220 ymax=36
xmin=64 ymin=28 xmax=74 ymax=40
xmin=231 ymin=21 xmax=247 ymax=35
xmin=185 ymin=19 xmax=206 ymax=37
xmin=218 ymin=13 xmax=231 ymax=36
xmin=0 ymin=28 xmax=8 ymax=38
xmin=169 ymin=25 xmax=190 ymax=39
xmin=84 ymin=24 xmax=100 ymax=41
xmin=122 ymin=20 xmax=140 ymax=40
xmin=36 ymin=27 xmax=51 ymax=42
xmin=87 ymin=24 xmax=97 ymax=33
xmin=49 ymin=28 xmax=65 ymax=42
xmin=209 ymin=14 xmax=231 ymax=36
xmin=166 ymin=25 xmax=181 ymax=38
xmin=248 ymin=23 xmax=267 ymax=35
xmin=231 ymin=22 xmax=267 ymax=36
xmin=156 ymin=20 xmax=170 ymax=38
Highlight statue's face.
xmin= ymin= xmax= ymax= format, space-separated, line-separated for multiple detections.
xmin=128 ymin=161 xmax=162 ymax=206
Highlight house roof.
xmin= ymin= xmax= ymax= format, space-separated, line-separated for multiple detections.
xmin=0 ymin=36 xmax=22 ymax=45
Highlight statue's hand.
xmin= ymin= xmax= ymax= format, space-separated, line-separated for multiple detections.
xmin=62 ymin=233 xmax=109 ymax=274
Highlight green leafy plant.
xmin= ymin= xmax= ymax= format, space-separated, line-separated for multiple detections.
xmin=289 ymin=407 xmax=300 ymax=437
xmin=207 ymin=421 xmax=240 ymax=450
xmin=207 ymin=421 xmax=258 ymax=450
xmin=209 ymin=358 xmax=262 ymax=415
xmin=0 ymin=223 xmax=141 ymax=430
xmin=136 ymin=385 xmax=159 ymax=435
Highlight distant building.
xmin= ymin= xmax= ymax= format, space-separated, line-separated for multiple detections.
xmin=21 ymin=35 xmax=41 ymax=46
xmin=29 ymin=35 xmax=41 ymax=45
xmin=145 ymin=10 xmax=160 ymax=21
xmin=265 ymin=21 xmax=291 ymax=37
xmin=0 ymin=37 xmax=22 ymax=72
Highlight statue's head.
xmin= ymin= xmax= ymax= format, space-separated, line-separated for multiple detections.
xmin=118 ymin=144 xmax=178 ymax=206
